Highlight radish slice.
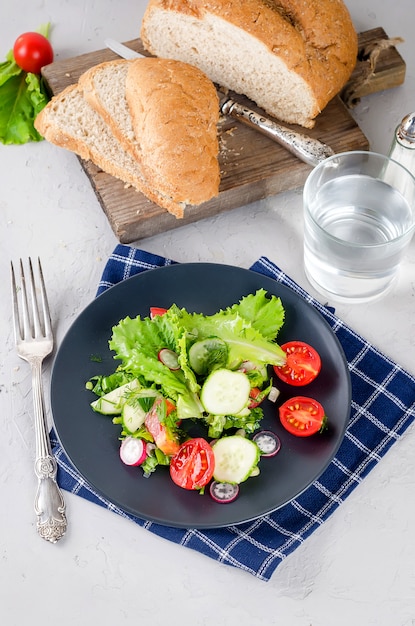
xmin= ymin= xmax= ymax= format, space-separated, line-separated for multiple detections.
xmin=209 ymin=481 xmax=240 ymax=503
xmin=158 ymin=348 xmax=180 ymax=370
xmin=119 ymin=437 xmax=147 ymax=466
xmin=253 ymin=430 xmax=281 ymax=457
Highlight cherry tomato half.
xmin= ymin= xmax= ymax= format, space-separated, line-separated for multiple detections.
xmin=13 ymin=32 xmax=54 ymax=74
xmin=279 ymin=396 xmax=327 ymax=437
xmin=273 ymin=341 xmax=321 ymax=386
xmin=170 ymin=438 xmax=215 ymax=490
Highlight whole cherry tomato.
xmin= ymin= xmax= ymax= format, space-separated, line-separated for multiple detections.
xmin=13 ymin=32 xmax=53 ymax=74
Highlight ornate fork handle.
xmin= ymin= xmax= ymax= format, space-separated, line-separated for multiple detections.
xmin=31 ymin=357 xmax=67 ymax=543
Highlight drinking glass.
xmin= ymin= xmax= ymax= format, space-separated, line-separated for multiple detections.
xmin=303 ymin=151 xmax=415 ymax=302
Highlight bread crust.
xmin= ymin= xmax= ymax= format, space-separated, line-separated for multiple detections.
xmin=141 ymin=0 xmax=358 ymax=127
xmin=126 ymin=57 xmax=220 ymax=206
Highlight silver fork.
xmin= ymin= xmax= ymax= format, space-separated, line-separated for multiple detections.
xmin=11 ymin=258 xmax=67 ymax=543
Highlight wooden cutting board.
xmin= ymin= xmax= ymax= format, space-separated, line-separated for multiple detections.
xmin=41 ymin=28 xmax=405 ymax=243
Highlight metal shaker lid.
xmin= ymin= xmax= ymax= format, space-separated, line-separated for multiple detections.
xmin=397 ymin=113 xmax=415 ymax=146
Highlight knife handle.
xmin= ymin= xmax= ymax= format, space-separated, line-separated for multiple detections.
xmin=221 ymin=98 xmax=334 ymax=167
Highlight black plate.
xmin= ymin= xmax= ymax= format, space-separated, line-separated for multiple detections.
xmin=51 ymin=263 xmax=351 ymax=528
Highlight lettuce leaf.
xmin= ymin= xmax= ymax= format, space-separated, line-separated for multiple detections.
xmin=109 ymin=314 xmax=199 ymax=405
xmin=205 ymin=407 xmax=263 ymax=439
xmin=0 ymin=51 xmax=21 ymax=87
xmin=228 ymin=288 xmax=285 ymax=341
xmin=191 ymin=310 xmax=286 ymax=368
xmin=86 ymin=370 xmax=136 ymax=396
xmin=0 ymin=70 xmax=49 ymax=144
xmin=169 ymin=290 xmax=286 ymax=371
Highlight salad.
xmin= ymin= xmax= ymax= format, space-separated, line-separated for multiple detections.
xmin=86 ymin=288 xmax=324 ymax=500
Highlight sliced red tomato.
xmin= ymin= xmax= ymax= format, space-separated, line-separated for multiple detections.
xmin=150 ymin=307 xmax=168 ymax=319
xmin=273 ymin=341 xmax=321 ymax=386
xmin=144 ymin=398 xmax=180 ymax=456
xmin=279 ymin=396 xmax=327 ymax=437
xmin=170 ymin=438 xmax=215 ymax=490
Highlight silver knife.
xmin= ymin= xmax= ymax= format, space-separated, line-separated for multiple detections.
xmin=104 ymin=38 xmax=334 ymax=166
xmin=105 ymin=38 xmax=144 ymax=61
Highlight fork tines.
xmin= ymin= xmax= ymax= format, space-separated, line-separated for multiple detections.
xmin=11 ymin=257 xmax=52 ymax=342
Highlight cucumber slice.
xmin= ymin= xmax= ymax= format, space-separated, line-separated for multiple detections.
xmin=90 ymin=379 xmax=140 ymax=415
xmin=121 ymin=401 xmax=147 ymax=433
xmin=212 ymin=435 xmax=260 ymax=484
xmin=188 ymin=338 xmax=228 ymax=375
xmin=200 ymin=369 xmax=250 ymax=415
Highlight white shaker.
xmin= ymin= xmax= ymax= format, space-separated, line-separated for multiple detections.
xmin=388 ymin=112 xmax=415 ymax=174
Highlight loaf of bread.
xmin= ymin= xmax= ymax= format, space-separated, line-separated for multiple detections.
xmin=35 ymin=58 xmax=220 ymax=218
xmin=140 ymin=0 xmax=358 ymax=129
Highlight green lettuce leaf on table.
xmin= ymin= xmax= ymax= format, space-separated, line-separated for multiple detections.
xmin=0 ymin=24 xmax=51 ymax=145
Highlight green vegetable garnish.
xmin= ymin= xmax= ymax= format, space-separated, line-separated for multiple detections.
xmin=0 ymin=23 xmax=51 ymax=145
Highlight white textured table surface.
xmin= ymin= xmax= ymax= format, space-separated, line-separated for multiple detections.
xmin=2 ymin=1 xmax=415 ymax=624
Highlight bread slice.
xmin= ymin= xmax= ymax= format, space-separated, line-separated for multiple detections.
xmin=125 ymin=57 xmax=220 ymax=206
xmin=34 ymin=83 xmax=146 ymax=187
xmin=141 ymin=0 xmax=358 ymax=129
xmin=34 ymin=84 xmax=191 ymax=217
xmin=78 ymin=57 xmax=220 ymax=208
xmin=35 ymin=58 xmax=221 ymax=218
xmin=78 ymin=59 xmax=141 ymax=161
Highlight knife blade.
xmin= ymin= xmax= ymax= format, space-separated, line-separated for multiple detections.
xmin=104 ymin=38 xmax=335 ymax=166
xmin=104 ymin=38 xmax=144 ymax=60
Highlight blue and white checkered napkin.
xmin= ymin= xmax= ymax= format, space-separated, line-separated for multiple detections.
xmin=51 ymin=244 xmax=415 ymax=581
